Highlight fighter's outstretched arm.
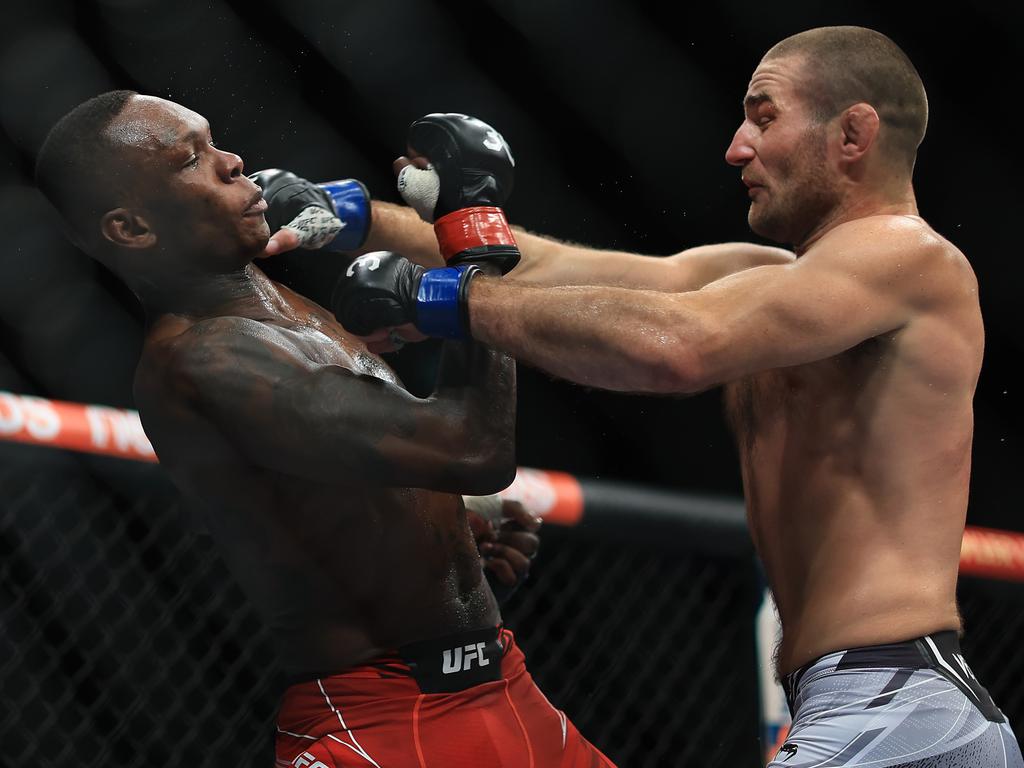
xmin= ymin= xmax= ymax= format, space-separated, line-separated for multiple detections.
xmin=465 ymin=226 xmax=955 ymax=393
xmin=509 ymin=233 xmax=795 ymax=290
xmin=356 ymin=201 xmax=444 ymax=267
xmin=159 ymin=318 xmax=515 ymax=494
xmin=359 ymin=201 xmax=793 ymax=290
xmin=253 ymin=163 xmax=790 ymax=288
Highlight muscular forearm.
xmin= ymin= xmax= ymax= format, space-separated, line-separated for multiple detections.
xmin=508 ymin=229 xmax=655 ymax=286
xmin=358 ymin=202 xmax=793 ymax=294
xmin=467 ymin=278 xmax=703 ymax=393
xmin=509 ymin=233 xmax=793 ymax=291
xmin=358 ymin=201 xmax=444 ymax=267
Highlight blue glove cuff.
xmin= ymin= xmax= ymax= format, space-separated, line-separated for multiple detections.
xmin=416 ymin=266 xmax=475 ymax=339
xmin=319 ymin=179 xmax=372 ymax=251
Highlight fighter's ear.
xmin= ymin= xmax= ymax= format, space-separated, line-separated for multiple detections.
xmin=838 ymin=103 xmax=880 ymax=163
xmin=100 ymin=208 xmax=156 ymax=249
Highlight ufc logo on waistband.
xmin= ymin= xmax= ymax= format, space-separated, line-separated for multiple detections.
xmin=952 ymin=652 xmax=979 ymax=682
xmin=293 ymin=752 xmax=329 ymax=768
xmin=442 ymin=642 xmax=490 ymax=674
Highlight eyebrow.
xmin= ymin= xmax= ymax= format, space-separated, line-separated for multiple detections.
xmin=166 ymin=120 xmax=212 ymax=149
xmin=744 ymin=92 xmax=775 ymax=110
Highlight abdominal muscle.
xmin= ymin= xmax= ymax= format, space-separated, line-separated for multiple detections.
xmin=751 ymin=480 xmax=965 ymax=676
xmin=726 ymin=362 xmax=971 ymax=676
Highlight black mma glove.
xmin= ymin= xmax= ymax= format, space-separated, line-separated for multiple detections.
xmin=397 ymin=113 xmax=520 ymax=274
xmin=332 ymin=251 xmax=479 ymax=340
xmin=250 ymin=168 xmax=371 ymax=251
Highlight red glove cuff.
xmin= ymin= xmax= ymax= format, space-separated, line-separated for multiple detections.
xmin=434 ymin=207 xmax=517 ymax=262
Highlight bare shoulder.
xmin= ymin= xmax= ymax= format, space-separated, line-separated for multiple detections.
xmin=136 ymin=316 xmax=305 ymax=407
xmin=812 ymin=215 xmax=976 ymax=304
xmin=823 ymin=215 xmax=968 ymax=265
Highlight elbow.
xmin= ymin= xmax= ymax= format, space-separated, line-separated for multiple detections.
xmin=751 ymin=245 xmax=796 ymax=266
xmin=468 ymin=428 xmax=516 ymax=493
xmin=435 ymin=419 xmax=516 ymax=495
xmin=653 ymin=314 xmax=728 ymax=394
xmin=655 ymin=358 xmax=710 ymax=395
xmin=637 ymin=338 xmax=712 ymax=394
xmin=483 ymin=438 xmax=518 ymax=493
xmin=459 ymin=459 xmax=516 ymax=496
xmin=456 ymin=437 xmax=517 ymax=495
xmin=678 ymin=343 xmax=719 ymax=393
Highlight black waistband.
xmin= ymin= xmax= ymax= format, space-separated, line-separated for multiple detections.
xmin=398 ymin=625 xmax=508 ymax=694
xmin=783 ymin=631 xmax=1003 ymax=723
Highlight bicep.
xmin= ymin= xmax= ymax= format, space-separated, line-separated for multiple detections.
xmin=664 ymin=243 xmax=795 ymax=290
xmin=687 ymin=257 xmax=910 ymax=383
xmin=173 ymin=331 xmax=473 ymax=488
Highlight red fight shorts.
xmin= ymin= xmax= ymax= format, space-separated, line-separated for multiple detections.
xmin=275 ymin=626 xmax=616 ymax=768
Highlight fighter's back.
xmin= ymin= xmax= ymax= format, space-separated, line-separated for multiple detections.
xmin=133 ymin=278 xmax=502 ymax=679
xmin=724 ymin=214 xmax=983 ymax=674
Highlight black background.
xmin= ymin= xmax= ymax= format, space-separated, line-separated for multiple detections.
xmin=1 ymin=0 xmax=1020 ymax=530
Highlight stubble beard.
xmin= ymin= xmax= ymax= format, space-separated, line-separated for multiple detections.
xmin=748 ymin=126 xmax=840 ymax=247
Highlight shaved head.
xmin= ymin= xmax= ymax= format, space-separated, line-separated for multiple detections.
xmin=34 ymin=90 xmax=139 ymax=250
xmin=764 ymin=26 xmax=928 ymax=174
xmin=37 ymin=92 xmax=267 ymax=281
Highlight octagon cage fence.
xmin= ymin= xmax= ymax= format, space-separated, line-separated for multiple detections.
xmin=1 ymin=391 xmax=1022 ymax=767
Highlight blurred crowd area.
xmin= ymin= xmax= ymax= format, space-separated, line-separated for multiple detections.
xmin=0 ymin=0 xmax=1021 ymax=530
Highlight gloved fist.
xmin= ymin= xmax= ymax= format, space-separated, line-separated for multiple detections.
xmin=464 ymin=496 xmax=542 ymax=605
xmin=397 ymin=113 xmax=520 ymax=275
xmin=331 ymin=251 xmax=479 ymax=340
xmin=249 ymin=169 xmax=371 ymax=252
xmin=401 ymin=113 xmax=514 ymax=219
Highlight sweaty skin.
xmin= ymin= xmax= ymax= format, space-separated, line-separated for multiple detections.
xmin=723 ymin=217 xmax=980 ymax=672
xmin=107 ymin=97 xmax=516 ymax=680
xmin=465 ymin=215 xmax=981 ymax=673
xmin=383 ymin=55 xmax=983 ymax=675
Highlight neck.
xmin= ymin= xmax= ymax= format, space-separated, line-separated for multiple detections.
xmin=134 ymin=261 xmax=287 ymax=324
xmin=794 ymin=184 xmax=918 ymax=256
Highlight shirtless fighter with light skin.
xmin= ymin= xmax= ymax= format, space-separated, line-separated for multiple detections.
xmin=33 ymin=91 xmax=634 ymax=768
xmin=339 ymin=26 xmax=1023 ymax=766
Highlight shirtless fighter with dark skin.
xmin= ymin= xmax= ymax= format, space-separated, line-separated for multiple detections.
xmin=100 ymin=93 xmax=516 ymax=676
xmin=36 ymin=92 xmax=628 ymax=768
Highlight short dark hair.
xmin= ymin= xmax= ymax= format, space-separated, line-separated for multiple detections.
xmin=765 ymin=27 xmax=928 ymax=173
xmin=34 ymin=90 xmax=138 ymax=249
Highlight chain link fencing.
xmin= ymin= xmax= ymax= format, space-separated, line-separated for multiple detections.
xmin=1 ymin=455 xmax=1021 ymax=767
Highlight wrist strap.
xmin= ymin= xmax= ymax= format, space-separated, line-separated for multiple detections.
xmin=416 ymin=265 xmax=478 ymax=339
xmin=318 ymin=179 xmax=372 ymax=250
xmin=434 ymin=207 xmax=517 ymax=262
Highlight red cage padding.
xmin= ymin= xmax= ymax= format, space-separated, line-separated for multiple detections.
xmin=0 ymin=390 xmax=156 ymax=462
xmin=1 ymin=389 xmax=1020 ymax=581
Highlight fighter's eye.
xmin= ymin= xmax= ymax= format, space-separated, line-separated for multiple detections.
xmin=185 ymin=155 xmax=199 ymax=169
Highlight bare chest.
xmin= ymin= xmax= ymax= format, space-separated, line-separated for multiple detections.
xmin=273 ymin=295 xmax=399 ymax=385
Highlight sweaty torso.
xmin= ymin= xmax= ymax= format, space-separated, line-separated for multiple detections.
xmin=134 ymin=279 xmax=497 ymax=680
xmin=722 ymin=216 xmax=983 ymax=674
